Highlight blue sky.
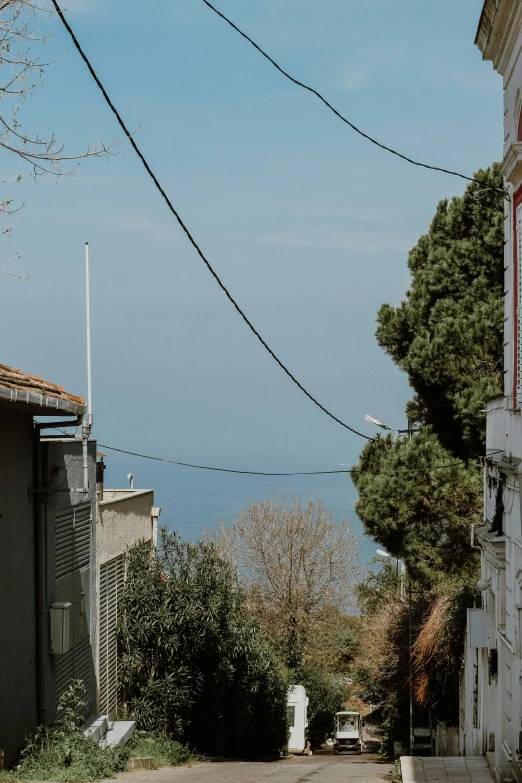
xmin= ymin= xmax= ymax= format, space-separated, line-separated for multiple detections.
xmin=1 ymin=0 xmax=501 ymax=514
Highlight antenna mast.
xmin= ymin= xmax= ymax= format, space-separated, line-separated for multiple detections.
xmin=85 ymin=241 xmax=93 ymax=429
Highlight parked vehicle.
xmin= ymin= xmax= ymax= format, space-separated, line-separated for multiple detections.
xmin=333 ymin=711 xmax=364 ymax=754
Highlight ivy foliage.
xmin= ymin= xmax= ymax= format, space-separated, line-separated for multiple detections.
xmin=118 ymin=529 xmax=288 ymax=759
xmin=353 ymin=427 xmax=481 ymax=584
xmin=376 ymin=163 xmax=504 ymax=459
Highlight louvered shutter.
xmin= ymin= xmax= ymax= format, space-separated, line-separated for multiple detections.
xmin=55 ymin=507 xmax=74 ymax=580
xmin=99 ymin=554 xmax=125 ymax=717
xmin=54 ymin=503 xmax=93 ymax=716
xmin=513 ymin=204 xmax=522 ymax=407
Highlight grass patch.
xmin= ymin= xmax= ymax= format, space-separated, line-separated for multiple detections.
xmin=0 ymin=682 xmax=196 ymax=782
xmin=388 ymin=759 xmax=402 ymax=782
xmin=0 ymin=729 xmax=128 ymax=782
xmin=126 ymin=732 xmax=198 ymax=768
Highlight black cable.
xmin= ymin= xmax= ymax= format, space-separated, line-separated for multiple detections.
xmin=50 ymin=0 xmax=372 ymax=443
xmin=98 ymin=442 xmax=465 ymax=477
xmin=201 ymin=0 xmax=508 ymax=199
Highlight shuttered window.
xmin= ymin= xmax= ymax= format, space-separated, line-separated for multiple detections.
xmin=99 ymin=555 xmax=125 ymax=717
xmin=54 ymin=503 xmax=93 ymax=716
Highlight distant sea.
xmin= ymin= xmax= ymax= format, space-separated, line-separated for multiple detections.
xmin=104 ymin=454 xmax=378 ymax=568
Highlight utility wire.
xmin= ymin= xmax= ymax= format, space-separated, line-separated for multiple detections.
xmin=98 ymin=442 xmax=466 ymax=477
xmin=50 ymin=0 xmax=372 ymax=442
xmin=201 ymin=0 xmax=508 ymax=199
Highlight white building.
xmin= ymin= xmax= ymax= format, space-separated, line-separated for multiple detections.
xmin=461 ymin=3 xmax=522 ymax=781
xmin=287 ymin=685 xmax=309 ymax=754
xmin=94 ymin=454 xmax=160 ymax=719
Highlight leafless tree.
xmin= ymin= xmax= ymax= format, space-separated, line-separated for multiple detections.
xmin=0 ymin=0 xmax=121 ymax=278
xmin=209 ymin=492 xmax=361 ymax=665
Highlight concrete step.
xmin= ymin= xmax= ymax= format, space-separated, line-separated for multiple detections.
xmin=84 ymin=715 xmax=109 ymax=743
xmin=85 ymin=715 xmax=136 ymax=747
xmin=102 ymin=720 xmax=136 ymax=747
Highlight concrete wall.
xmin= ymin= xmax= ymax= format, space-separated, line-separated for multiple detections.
xmin=97 ymin=490 xmax=154 ymax=565
xmin=0 ymin=408 xmax=37 ymax=767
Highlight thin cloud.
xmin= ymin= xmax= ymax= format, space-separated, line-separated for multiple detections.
xmin=342 ymin=65 xmax=370 ymax=91
xmin=340 ymin=41 xmax=406 ymax=91
xmin=255 ymin=229 xmax=414 ymax=255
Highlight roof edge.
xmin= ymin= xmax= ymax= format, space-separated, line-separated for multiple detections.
xmin=0 ymin=382 xmax=86 ymax=417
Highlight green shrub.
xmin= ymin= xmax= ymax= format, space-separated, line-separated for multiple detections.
xmin=1 ymin=681 xmax=127 ymax=782
xmin=118 ymin=529 xmax=288 ymax=758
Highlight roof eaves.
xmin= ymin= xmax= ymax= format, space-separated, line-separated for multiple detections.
xmin=0 ymin=383 xmax=86 ymax=417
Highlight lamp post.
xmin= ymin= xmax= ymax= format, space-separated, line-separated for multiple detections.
xmin=366 ymin=414 xmax=417 ymax=756
xmin=376 ymin=549 xmax=406 ymax=601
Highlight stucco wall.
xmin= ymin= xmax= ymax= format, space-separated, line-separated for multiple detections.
xmin=97 ymin=490 xmax=154 ymax=565
xmin=0 ymin=407 xmax=37 ymax=766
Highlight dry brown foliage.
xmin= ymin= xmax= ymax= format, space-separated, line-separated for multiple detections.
xmin=207 ymin=492 xmax=361 ymax=654
xmin=353 ymin=593 xmax=408 ymax=686
xmin=412 ymin=595 xmax=451 ymax=706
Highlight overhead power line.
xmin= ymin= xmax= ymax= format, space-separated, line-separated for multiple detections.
xmin=201 ymin=0 xmax=507 ymax=198
xmin=51 ymin=0 xmax=372 ymax=443
xmin=98 ymin=442 xmax=466 ymax=477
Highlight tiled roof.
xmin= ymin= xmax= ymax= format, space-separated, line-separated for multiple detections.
xmin=0 ymin=363 xmax=85 ymax=407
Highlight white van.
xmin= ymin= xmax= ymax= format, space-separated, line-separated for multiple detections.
xmin=333 ymin=711 xmax=363 ymax=754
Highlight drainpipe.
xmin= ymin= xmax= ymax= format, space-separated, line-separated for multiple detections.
xmin=33 ymin=414 xmax=83 ymax=726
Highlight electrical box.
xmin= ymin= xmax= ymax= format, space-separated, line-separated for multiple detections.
xmin=49 ymin=602 xmax=71 ymax=655
xmin=468 ymin=608 xmax=489 ymax=648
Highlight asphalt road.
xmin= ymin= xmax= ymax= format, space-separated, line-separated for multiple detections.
xmin=111 ymin=753 xmax=392 ymax=783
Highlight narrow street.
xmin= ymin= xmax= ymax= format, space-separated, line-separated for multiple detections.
xmin=108 ymin=754 xmax=391 ymax=783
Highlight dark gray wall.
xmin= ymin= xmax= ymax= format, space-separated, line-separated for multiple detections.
xmin=0 ymin=408 xmax=37 ymax=767
xmin=44 ymin=439 xmax=97 ymax=721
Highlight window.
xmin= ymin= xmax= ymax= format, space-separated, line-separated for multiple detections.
xmin=287 ymin=706 xmax=295 ymax=727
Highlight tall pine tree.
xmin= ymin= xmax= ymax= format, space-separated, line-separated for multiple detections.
xmin=376 ymin=164 xmax=504 ymax=459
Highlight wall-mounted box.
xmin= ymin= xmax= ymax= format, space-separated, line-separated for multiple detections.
xmin=468 ymin=608 xmax=489 ymax=648
xmin=49 ymin=602 xmax=71 ymax=655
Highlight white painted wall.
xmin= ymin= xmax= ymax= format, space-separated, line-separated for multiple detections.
xmin=468 ymin=5 xmax=522 ymax=780
xmin=287 ymin=685 xmax=308 ymax=753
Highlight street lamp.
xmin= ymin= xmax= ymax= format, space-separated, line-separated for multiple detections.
xmin=376 ymin=547 xmax=412 ymax=753
xmin=364 ymin=414 xmax=418 ymax=439
xmin=365 ymin=414 xmax=391 ymax=431
xmin=376 ymin=549 xmax=406 ymax=601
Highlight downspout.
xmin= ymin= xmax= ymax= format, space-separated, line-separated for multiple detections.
xmin=33 ymin=414 xmax=83 ymax=726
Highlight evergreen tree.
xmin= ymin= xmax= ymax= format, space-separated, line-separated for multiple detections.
xmin=376 ymin=164 xmax=504 ymax=459
xmin=353 ymin=428 xmax=481 ymax=584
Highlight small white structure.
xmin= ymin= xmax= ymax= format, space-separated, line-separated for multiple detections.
xmin=287 ymin=685 xmax=309 ymax=753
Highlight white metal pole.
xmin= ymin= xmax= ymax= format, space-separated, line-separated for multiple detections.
xmin=85 ymin=242 xmax=93 ymax=428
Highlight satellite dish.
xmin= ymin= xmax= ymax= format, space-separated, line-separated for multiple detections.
xmin=364 ymin=414 xmax=390 ymax=430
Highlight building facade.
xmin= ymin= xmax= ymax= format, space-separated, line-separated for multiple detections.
xmin=95 ymin=458 xmax=160 ymax=718
xmin=0 ymin=363 xmax=159 ymax=765
xmin=462 ymin=3 xmax=522 ymax=781
xmin=0 ymin=364 xmax=94 ymax=766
